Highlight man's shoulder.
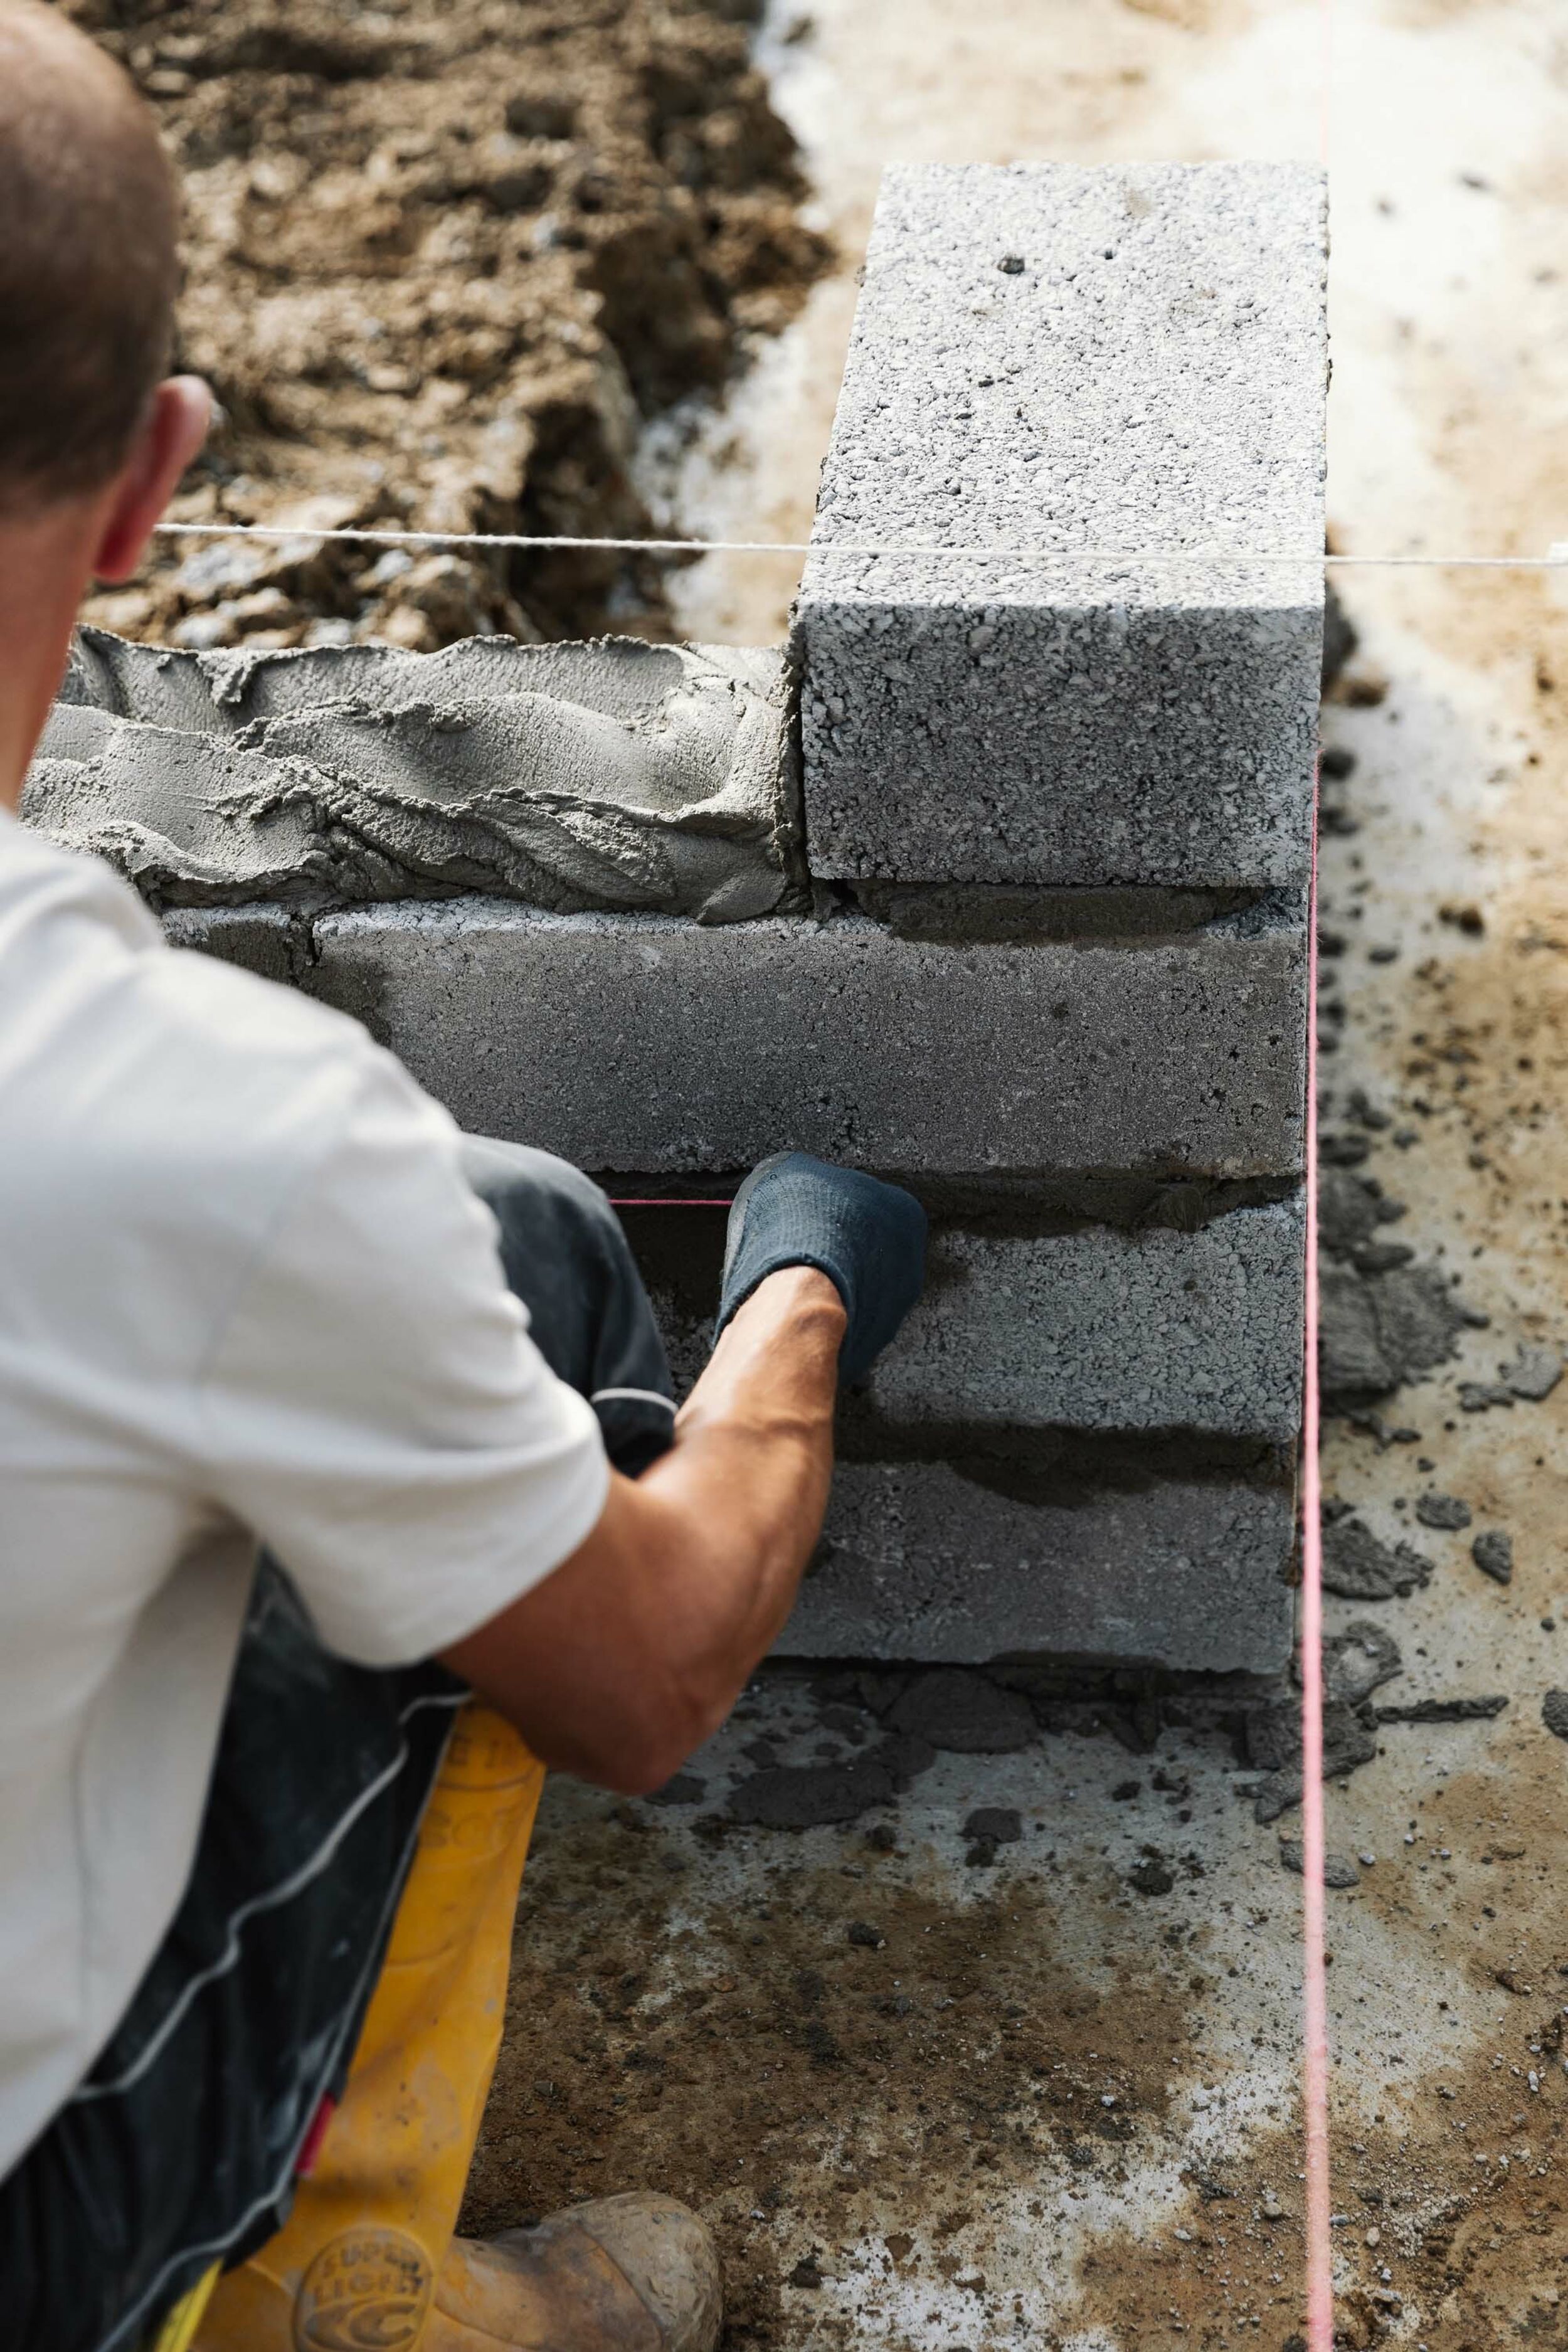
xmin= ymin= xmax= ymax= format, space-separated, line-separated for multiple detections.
xmin=1 ymin=832 xmax=405 ymax=1227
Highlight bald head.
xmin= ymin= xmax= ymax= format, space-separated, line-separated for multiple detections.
xmin=0 ymin=1 xmax=180 ymax=512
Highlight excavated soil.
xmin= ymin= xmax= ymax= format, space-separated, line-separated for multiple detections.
xmin=66 ymin=0 xmax=827 ymax=653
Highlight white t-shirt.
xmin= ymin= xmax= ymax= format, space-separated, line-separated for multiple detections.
xmin=0 ymin=811 xmax=611 ymax=2176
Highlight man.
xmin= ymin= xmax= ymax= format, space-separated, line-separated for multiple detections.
xmin=0 ymin=9 xmax=926 ymax=2349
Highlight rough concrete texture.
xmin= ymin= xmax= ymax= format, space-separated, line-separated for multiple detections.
xmin=780 ymin=1463 xmax=1294 ymax=1668
xmin=273 ymin=896 xmax=1307 ymax=1177
xmin=868 ymin=1199 xmax=1305 ymax=1439
xmin=792 ymin=162 xmax=1327 ymax=885
xmin=637 ymin=1201 xmax=1304 ymax=1438
xmin=25 ymin=627 xmax=798 ymax=923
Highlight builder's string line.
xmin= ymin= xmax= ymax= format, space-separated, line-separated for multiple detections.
xmin=149 ymin=521 xmax=1568 ymax=568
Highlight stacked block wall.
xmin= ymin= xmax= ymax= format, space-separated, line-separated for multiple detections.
xmin=167 ymin=159 xmax=1325 ymax=1670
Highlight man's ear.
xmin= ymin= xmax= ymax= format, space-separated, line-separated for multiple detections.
xmin=92 ymin=376 xmax=213 ymax=585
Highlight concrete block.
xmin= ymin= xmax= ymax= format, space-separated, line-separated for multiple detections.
xmin=793 ymin=162 xmax=1327 ymax=886
xmin=781 ymin=1464 xmax=1295 ymax=1670
xmin=868 ymin=1200 xmax=1305 ymax=1439
xmin=290 ymin=899 xmax=1306 ymax=1179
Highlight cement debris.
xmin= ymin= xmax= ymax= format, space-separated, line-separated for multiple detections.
xmin=962 ymin=1807 xmax=1023 ymax=1844
xmin=1471 ymin=1529 xmax=1514 ymax=1586
xmin=1375 ymin=1696 xmax=1508 ymax=1725
xmin=1316 ymin=1621 xmax=1403 ymax=1708
xmin=1319 ymin=1514 xmax=1433 ymax=1600
xmin=1543 ymin=1690 xmax=1568 ymax=1742
xmin=884 ymin=1670 xmax=1037 ymax=1755
xmin=1240 ymin=1698 xmax=1379 ymax=1823
xmin=1459 ymin=1380 xmax=1516 ymax=1411
xmin=1414 ymin=1491 xmax=1472 ymax=1532
xmin=725 ymin=1731 xmax=938 ymax=1830
xmin=1278 ymin=1840 xmax=1360 ymax=1888
xmin=1317 ymin=1259 xmax=1477 ymax=1404
xmin=646 ymin=1774 xmax=707 ymax=1806
xmin=727 ymin=1759 xmax=898 ymax=1830
xmin=72 ymin=0 xmax=826 ymax=655
xmin=28 ymin=631 xmax=798 ymax=921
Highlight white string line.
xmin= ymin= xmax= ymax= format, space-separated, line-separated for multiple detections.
xmin=149 ymin=520 xmax=1568 ymax=568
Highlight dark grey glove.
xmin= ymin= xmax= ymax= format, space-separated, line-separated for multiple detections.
xmin=715 ymin=1151 xmax=927 ymax=1384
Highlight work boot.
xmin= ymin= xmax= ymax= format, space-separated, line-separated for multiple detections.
xmin=423 ymin=2193 xmax=722 ymax=2351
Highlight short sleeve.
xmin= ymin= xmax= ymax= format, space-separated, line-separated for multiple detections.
xmin=197 ymin=1051 xmax=610 ymax=1667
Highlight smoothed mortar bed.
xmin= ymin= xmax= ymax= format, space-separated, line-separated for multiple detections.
xmin=27 ymin=627 xmax=801 ymax=923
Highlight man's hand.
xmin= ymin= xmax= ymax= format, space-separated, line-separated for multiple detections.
xmin=440 ymin=1157 xmax=926 ymax=1793
xmin=716 ymin=1151 xmax=927 ymax=1383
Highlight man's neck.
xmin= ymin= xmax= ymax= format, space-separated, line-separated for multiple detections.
xmin=0 ymin=501 xmax=104 ymax=812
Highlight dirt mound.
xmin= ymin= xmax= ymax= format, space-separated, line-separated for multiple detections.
xmin=66 ymin=0 xmax=827 ymax=654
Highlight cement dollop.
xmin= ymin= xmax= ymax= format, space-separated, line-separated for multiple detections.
xmin=24 ymin=627 xmax=802 ymax=924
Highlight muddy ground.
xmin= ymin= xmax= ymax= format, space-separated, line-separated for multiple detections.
xmin=68 ymin=0 xmax=825 ymax=651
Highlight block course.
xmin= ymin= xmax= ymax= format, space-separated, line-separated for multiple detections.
xmin=633 ymin=1200 xmax=1304 ymax=1443
xmin=285 ymin=899 xmax=1306 ymax=1180
xmin=785 ymin=1465 xmax=1295 ymax=1671
xmin=793 ymin=161 xmax=1327 ymax=886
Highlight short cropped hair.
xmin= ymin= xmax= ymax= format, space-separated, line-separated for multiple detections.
xmin=0 ymin=1 xmax=180 ymax=511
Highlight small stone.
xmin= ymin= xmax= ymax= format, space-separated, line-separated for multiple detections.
xmin=788 ymin=2259 xmax=823 ymax=2291
xmin=1365 ymin=2226 xmax=1381 ymax=2248
xmin=1543 ymin=1690 xmax=1568 ymax=1742
xmin=1505 ymin=1345 xmax=1562 ymax=1401
xmin=1128 ymin=1857 xmax=1175 ymax=1897
xmin=1471 ymin=1530 xmax=1513 ymax=1586
xmin=847 ymin=1920 xmax=885 ymax=1949
xmin=962 ymin=1806 xmax=1023 ymax=1843
xmin=1416 ymin=1492 xmax=1472 ymax=1531
xmin=1279 ymin=1840 xmax=1360 ymax=1888
xmin=1459 ymin=1382 xmax=1515 ymax=1412
xmin=1261 ymin=2190 xmax=1283 ymax=2220
xmin=997 ymin=253 xmax=1026 ymax=273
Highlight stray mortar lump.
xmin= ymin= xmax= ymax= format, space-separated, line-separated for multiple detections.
xmin=24 ymin=629 xmax=803 ymax=924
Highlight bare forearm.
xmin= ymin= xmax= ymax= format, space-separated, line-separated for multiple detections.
xmin=633 ymin=1265 xmax=844 ymax=1688
xmin=441 ymin=1266 xmax=845 ymax=1789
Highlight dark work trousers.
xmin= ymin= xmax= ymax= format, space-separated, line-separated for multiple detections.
xmin=1 ymin=1141 xmax=677 ymax=2352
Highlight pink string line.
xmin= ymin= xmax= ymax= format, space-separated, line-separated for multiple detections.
xmin=1298 ymin=6 xmax=1335 ymax=2333
xmin=1300 ymin=756 xmax=1333 ymax=2348
xmin=608 ymin=1198 xmax=735 ymax=1207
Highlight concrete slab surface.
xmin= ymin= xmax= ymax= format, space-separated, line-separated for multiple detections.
xmin=790 ymin=1465 xmax=1296 ymax=1670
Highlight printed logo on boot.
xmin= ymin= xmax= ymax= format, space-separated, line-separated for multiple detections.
xmin=294 ymin=2227 xmax=435 ymax=2351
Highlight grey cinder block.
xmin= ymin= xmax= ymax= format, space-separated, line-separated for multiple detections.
xmin=869 ymin=1200 xmax=1305 ymax=1439
xmin=781 ymin=1464 xmax=1295 ymax=1670
xmin=793 ymin=162 xmax=1327 ymax=886
xmin=638 ymin=1202 xmax=1303 ymax=1441
xmin=292 ymin=899 xmax=1306 ymax=1179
